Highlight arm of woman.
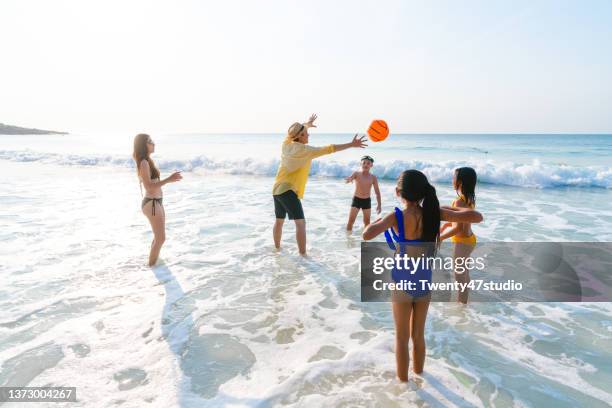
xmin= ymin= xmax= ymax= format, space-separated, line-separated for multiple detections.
xmin=139 ymin=161 xmax=181 ymax=189
xmin=304 ymin=133 xmax=368 ymax=161
xmin=332 ymin=134 xmax=368 ymax=153
xmin=303 ymin=113 xmax=318 ymax=128
xmin=440 ymin=206 xmax=483 ymax=223
xmin=362 ymin=211 xmax=396 ymax=241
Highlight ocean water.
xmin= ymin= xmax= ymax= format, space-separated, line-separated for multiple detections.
xmin=0 ymin=133 xmax=611 ymax=407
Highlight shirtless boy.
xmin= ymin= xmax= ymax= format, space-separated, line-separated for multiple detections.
xmin=345 ymin=155 xmax=381 ymax=230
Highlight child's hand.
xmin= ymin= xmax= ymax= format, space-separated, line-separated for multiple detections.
xmin=376 ymin=204 xmax=381 ymax=214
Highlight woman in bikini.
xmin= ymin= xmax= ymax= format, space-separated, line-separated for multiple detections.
xmin=133 ymin=133 xmax=182 ymax=266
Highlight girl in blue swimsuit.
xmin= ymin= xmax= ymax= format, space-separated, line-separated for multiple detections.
xmin=363 ymin=169 xmax=483 ymax=383
xmin=384 ymin=206 xmax=434 ymax=299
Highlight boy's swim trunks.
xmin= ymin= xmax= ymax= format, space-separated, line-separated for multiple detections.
xmin=351 ymin=196 xmax=371 ymax=209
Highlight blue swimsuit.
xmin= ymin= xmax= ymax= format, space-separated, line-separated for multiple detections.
xmin=384 ymin=207 xmax=432 ymax=298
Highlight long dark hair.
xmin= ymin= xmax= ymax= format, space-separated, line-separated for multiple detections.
xmin=132 ymin=133 xmax=160 ymax=180
xmin=455 ymin=167 xmax=477 ymax=207
xmin=397 ymin=170 xmax=440 ymax=243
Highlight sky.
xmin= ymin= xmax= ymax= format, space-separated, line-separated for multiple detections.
xmin=1 ymin=0 xmax=611 ymax=134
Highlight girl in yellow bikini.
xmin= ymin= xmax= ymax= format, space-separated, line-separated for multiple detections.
xmin=440 ymin=167 xmax=477 ymax=303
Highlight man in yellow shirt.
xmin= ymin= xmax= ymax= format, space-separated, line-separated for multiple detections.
xmin=272 ymin=114 xmax=367 ymax=255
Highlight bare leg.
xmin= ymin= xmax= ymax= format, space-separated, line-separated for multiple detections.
xmin=143 ymin=202 xmax=166 ymax=267
xmin=273 ymin=218 xmax=284 ymax=249
xmin=453 ymin=243 xmax=474 ymax=304
xmin=346 ymin=207 xmax=359 ymax=230
xmin=363 ymin=208 xmax=371 ymax=227
xmin=410 ymin=300 xmax=430 ymax=374
xmin=392 ymin=301 xmax=413 ymax=382
xmin=294 ymin=219 xmax=306 ymax=255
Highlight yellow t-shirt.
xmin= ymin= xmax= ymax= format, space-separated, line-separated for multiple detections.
xmin=272 ymin=138 xmax=335 ymax=199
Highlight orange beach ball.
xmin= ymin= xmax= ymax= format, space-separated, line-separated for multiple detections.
xmin=367 ymin=119 xmax=389 ymax=142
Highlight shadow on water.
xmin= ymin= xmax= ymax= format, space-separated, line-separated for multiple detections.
xmin=152 ymin=264 xmax=195 ymax=407
xmin=150 ymin=257 xmax=480 ymax=407
xmin=151 ymin=264 xmax=261 ymax=407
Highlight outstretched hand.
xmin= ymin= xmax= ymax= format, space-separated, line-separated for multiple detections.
xmin=168 ymin=171 xmax=183 ymax=182
xmin=440 ymin=222 xmax=452 ymax=232
xmin=305 ymin=113 xmax=318 ymax=128
xmin=333 ymin=133 xmax=368 ymax=153
xmin=350 ymin=134 xmax=368 ymax=148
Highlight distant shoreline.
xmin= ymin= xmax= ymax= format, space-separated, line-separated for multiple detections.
xmin=0 ymin=123 xmax=68 ymax=135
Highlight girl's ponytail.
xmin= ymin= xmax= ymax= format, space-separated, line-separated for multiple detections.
xmin=396 ymin=170 xmax=441 ymax=245
xmin=421 ymin=183 xmax=441 ymax=244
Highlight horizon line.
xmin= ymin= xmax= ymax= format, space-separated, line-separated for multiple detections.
xmin=161 ymin=131 xmax=612 ymax=136
xmin=6 ymin=130 xmax=612 ymax=136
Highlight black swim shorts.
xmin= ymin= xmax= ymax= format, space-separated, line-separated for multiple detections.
xmin=351 ymin=196 xmax=372 ymax=210
xmin=273 ymin=190 xmax=305 ymax=220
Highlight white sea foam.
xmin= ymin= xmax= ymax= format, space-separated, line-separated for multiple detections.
xmin=1 ymin=149 xmax=611 ymax=188
xmin=2 ymin=139 xmax=612 ymax=407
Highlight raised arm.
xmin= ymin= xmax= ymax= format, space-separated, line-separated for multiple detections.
xmin=440 ymin=206 xmax=483 ymax=223
xmin=362 ymin=211 xmax=396 ymax=241
xmin=332 ymin=134 xmax=368 ymax=153
xmin=305 ymin=133 xmax=368 ymax=160
xmin=303 ymin=113 xmax=318 ymax=128
xmin=139 ymin=161 xmax=182 ymax=189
